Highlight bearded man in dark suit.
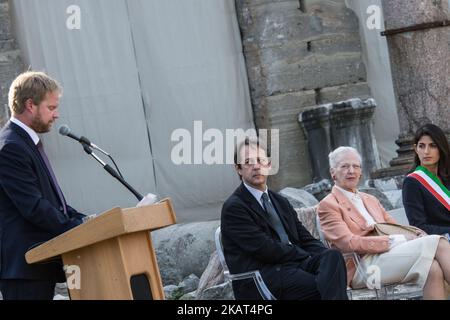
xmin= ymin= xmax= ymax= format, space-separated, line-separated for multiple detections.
xmin=0 ymin=71 xmax=85 ymax=300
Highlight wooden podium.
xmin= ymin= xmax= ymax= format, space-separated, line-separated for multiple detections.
xmin=26 ymin=199 xmax=177 ymax=300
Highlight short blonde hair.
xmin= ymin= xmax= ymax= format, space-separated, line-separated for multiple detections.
xmin=8 ymin=71 xmax=61 ymax=115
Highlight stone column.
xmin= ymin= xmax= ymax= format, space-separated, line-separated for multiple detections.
xmin=0 ymin=0 xmax=24 ymax=126
xmin=235 ymin=0 xmax=371 ymax=190
xmin=373 ymin=0 xmax=450 ymax=178
xmin=298 ymin=105 xmax=331 ymax=182
xmin=299 ymin=98 xmax=380 ymax=182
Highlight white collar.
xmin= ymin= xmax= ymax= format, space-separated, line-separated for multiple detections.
xmin=243 ymin=182 xmax=268 ymax=205
xmin=10 ymin=117 xmax=40 ymax=145
xmin=335 ymin=185 xmax=361 ymax=201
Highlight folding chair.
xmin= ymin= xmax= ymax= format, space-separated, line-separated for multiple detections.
xmin=315 ymin=214 xmax=422 ymax=300
xmin=214 ymin=226 xmax=276 ymax=300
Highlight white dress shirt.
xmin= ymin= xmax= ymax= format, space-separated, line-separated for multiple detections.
xmin=10 ymin=117 xmax=40 ymax=145
xmin=243 ymin=182 xmax=269 ymax=209
xmin=243 ymin=182 xmax=292 ymax=245
xmin=335 ymin=185 xmax=376 ymax=226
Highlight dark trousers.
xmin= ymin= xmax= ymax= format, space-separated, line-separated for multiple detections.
xmin=279 ymin=249 xmax=348 ymax=300
xmin=0 ymin=280 xmax=56 ymax=300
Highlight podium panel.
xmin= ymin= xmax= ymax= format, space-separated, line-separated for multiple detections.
xmin=26 ymin=199 xmax=176 ymax=300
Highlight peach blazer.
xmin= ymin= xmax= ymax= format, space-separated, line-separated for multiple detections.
xmin=317 ymin=186 xmax=398 ymax=285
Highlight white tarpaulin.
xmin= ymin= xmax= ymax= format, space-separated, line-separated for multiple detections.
xmin=10 ymin=0 xmax=254 ymax=221
xmin=346 ymin=0 xmax=400 ymax=166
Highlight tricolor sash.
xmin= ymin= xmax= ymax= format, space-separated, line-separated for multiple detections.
xmin=408 ymin=166 xmax=450 ymax=211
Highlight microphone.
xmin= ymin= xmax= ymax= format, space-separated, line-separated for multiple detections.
xmin=59 ymin=125 xmax=143 ymax=201
xmin=81 ymin=142 xmax=143 ymax=201
xmin=59 ymin=125 xmax=109 ymax=155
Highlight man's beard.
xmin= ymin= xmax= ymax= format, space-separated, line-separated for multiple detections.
xmin=30 ymin=113 xmax=52 ymax=133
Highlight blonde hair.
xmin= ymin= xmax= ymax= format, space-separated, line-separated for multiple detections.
xmin=8 ymin=71 xmax=61 ymax=115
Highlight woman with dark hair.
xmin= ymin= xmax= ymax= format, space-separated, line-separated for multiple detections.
xmin=402 ymin=123 xmax=450 ymax=237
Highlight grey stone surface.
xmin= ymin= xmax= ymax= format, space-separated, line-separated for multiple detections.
xmin=365 ymin=175 xmax=405 ymax=191
xmin=164 ymin=285 xmax=182 ymax=300
xmin=359 ymin=187 xmax=394 ymax=211
xmin=302 ymin=179 xmax=332 ymax=201
xmin=279 ymin=187 xmax=319 ymax=208
xmin=236 ymin=0 xmax=371 ymax=190
xmin=383 ymin=189 xmax=403 ymax=209
xmin=178 ymin=274 xmax=200 ymax=295
xmin=0 ymin=1 xmax=24 ymax=126
xmin=319 ymin=83 xmax=371 ymax=105
xmin=179 ymin=291 xmax=197 ymax=300
xmin=383 ymin=0 xmax=450 ymax=30
xmin=387 ymin=207 xmax=409 ymax=226
xmin=265 ymin=90 xmax=316 ymax=190
xmin=251 ymin=51 xmax=367 ymax=96
xmin=152 ymin=220 xmax=220 ymax=285
xmin=387 ymin=28 xmax=450 ymax=134
xmin=237 ymin=1 xmax=361 ymax=51
xmin=0 ymin=3 xmax=12 ymax=41
xmin=395 ymin=196 xmax=404 ymax=209
xmin=199 ymin=282 xmax=234 ymax=300
xmin=299 ymin=98 xmax=381 ymax=182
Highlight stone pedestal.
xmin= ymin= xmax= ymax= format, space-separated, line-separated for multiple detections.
xmin=299 ymin=98 xmax=381 ymax=182
xmin=373 ymin=0 xmax=450 ymax=178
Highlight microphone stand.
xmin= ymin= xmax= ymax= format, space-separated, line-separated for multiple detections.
xmin=81 ymin=143 xmax=143 ymax=201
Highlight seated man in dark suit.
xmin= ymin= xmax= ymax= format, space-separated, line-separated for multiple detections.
xmin=221 ymin=137 xmax=348 ymax=300
xmin=0 ymin=71 xmax=85 ymax=300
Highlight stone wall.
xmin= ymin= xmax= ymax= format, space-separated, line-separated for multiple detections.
xmin=235 ymin=0 xmax=371 ymax=190
xmin=0 ymin=0 xmax=24 ymax=126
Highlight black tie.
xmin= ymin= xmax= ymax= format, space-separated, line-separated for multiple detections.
xmin=37 ymin=140 xmax=68 ymax=215
xmin=261 ymin=193 xmax=290 ymax=244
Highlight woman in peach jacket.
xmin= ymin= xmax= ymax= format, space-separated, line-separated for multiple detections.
xmin=317 ymin=146 xmax=450 ymax=299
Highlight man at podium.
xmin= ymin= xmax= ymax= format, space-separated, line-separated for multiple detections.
xmin=0 ymin=71 xmax=85 ymax=300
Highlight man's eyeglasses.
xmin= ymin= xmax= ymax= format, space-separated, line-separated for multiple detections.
xmin=242 ymin=157 xmax=271 ymax=167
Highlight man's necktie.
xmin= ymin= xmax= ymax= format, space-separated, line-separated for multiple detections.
xmin=261 ymin=193 xmax=290 ymax=244
xmin=37 ymin=140 xmax=67 ymax=215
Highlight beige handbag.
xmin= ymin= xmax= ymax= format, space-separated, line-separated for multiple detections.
xmin=371 ymin=223 xmax=426 ymax=238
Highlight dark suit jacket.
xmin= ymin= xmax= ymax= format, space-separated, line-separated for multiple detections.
xmin=221 ymin=183 xmax=326 ymax=299
xmin=403 ymin=176 xmax=450 ymax=235
xmin=0 ymin=121 xmax=84 ymax=281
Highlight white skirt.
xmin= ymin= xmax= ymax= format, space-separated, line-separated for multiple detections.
xmin=351 ymin=235 xmax=442 ymax=289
